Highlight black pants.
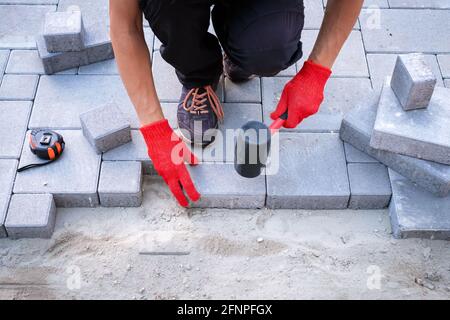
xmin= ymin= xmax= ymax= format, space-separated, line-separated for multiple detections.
xmin=140 ymin=0 xmax=305 ymax=89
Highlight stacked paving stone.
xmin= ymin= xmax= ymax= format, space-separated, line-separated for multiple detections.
xmin=36 ymin=6 xmax=114 ymax=75
xmin=340 ymin=53 xmax=450 ymax=240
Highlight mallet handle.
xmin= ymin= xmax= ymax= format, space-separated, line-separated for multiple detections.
xmin=269 ymin=111 xmax=288 ymax=134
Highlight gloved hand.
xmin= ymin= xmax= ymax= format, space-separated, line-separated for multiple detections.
xmin=140 ymin=119 xmax=200 ymax=207
xmin=270 ymin=60 xmax=332 ymax=128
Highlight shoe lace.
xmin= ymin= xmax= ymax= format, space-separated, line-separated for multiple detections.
xmin=182 ymin=85 xmax=224 ymax=122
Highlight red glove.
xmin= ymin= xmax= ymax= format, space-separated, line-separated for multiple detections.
xmin=140 ymin=119 xmax=200 ymax=207
xmin=271 ymin=60 xmax=331 ymax=128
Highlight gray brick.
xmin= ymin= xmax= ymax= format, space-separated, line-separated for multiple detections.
xmin=371 ymin=84 xmax=450 ymax=165
xmin=202 ymin=103 xmax=263 ymax=163
xmin=224 ymin=77 xmax=261 ymax=103
xmin=262 ymin=77 xmax=372 ymax=132
xmin=0 ymin=74 xmax=39 ymax=100
xmin=340 ymin=92 xmax=450 ymax=197
xmin=188 ymin=163 xmax=266 ymax=209
xmin=437 ymin=55 xmax=450 ymax=79
xmin=30 ymin=75 xmax=139 ymax=129
xmin=80 ymin=103 xmax=131 ymax=154
xmin=0 ymin=101 xmax=32 ymax=159
xmin=0 ymin=5 xmax=56 ymax=49
xmin=267 ymin=133 xmax=350 ymax=209
xmin=83 ymin=24 xmax=114 ymax=64
xmin=367 ymin=54 xmax=444 ymax=90
xmin=446 ymin=79 xmax=450 ymax=88
xmin=348 ymin=163 xmax=391 ymax=209
xmin=5 ymin=194 xmax=56 ymax=239
xmin=304 ymin=0 xmax=324 ymax=29
xmin=98 ymin=161 xmax=143 ymax=207
xmin=6 ymin=49 xmax=77 ymax=74
xmin=388 ymin=0 xmax=450 ymax=9
xmin=389 ymin=170 xmax=450 ymax=240
xmin=58 ymin=0 xmax=109 ymax=28
xmin=14 ymin=130 xmax=101 ymax=207
xmin=344 ymin=143 xmax=378 ymax=163
xmin=0 ymin=159 xmax=18 ymax=238
xmin=0 ymin=50 xmax=9 ymax=83
xmin=102 ymin=130 xmax=153 ymax=175
xmin=390 ymin=54 xmax=437 ymax=110
xmin=360 ymin=9 xmax=450 ymax=53
xmin=43 ymin=9 xmax=85 ymax=52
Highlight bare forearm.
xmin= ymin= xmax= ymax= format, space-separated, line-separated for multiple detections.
xmin=309 ymin=0 xmax=364 ymax=69
xmin=110 ymin=22 xmax=163 ymax=125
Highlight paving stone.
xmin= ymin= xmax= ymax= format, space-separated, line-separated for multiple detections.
xmin=14 ymin=130 xmax=101 ymax=207
xmin=6 ymin=49 xmax=77 ymax=74
xmin=437 ymin=55 xmax=450 ymax=79
xmin=0 ymin=74 xmax=39 ymax=100
xmin=188 ymin=163 xmax=266 ymax=209
xmin=367 ymin=53 xmax=444 ymax=90
xmin=344 ymin=143 xmax=378 ymax=163
xmin=98 ymin=161 xmax=143 ymax=207
xmin=340 ymin=92 xmax=450 ymax=197
xmin=102 ymin=130 xmax=153 ymax=175
xmin=0 ymin=5 xmax=56 ymax=49
xmin=78 ymin=59 xmax=118 ymax=75
xmin=389 ymin=169 xmax=450 ymax=240
xmin=83 ymin=24 xmax=114 ymax=64
xmin=30 ymin=75 xmax=139 ymax=129
xmin=360 ymin=9 xmax=450 ymax=53
xmin=297 ymin=30 xmax=369 ymax=77
xmin=202 ymin=103 xmax=263 ymax=163
xmin=304 ymin=0 xmax=324 ymax=29
xmin=43 ymin=8 xmax=85 ymax=52
xmin=0 ymin=50 xmax=9 ymax=83
xmin=262 ymin=77 xmax=372 ymax=132
xmin=58 ymin=0 xmax=109 ymax=28
xmin=348 ymin=163 xmax=391 ymax=209
xmin=267 ymin=133 xmax=350 ymax=209
xmin=80 ymin=103 xmax=132 ymax=154
xmin=0 ymin=101 xmax=32 ymax=159
xmin=388 ymin=0 xmax=450 ymax=9
xmin=0 ymin=1 xmax=58 ymax=4
xmin=361 ymin=0 xmax=389 ymax=7
xmin=224 ymin=77 xmax=261 ymax=103
xmin=390 ymin=54 xmax=437 ymax=110
xmin=0 ymin=159 xmax=18 ymax=238
xmin=446 ymin=79 xmax=450 ymax=88
xmin=371 ymin=84 xmax=450 ymax=165
xmin=5 ymin=194 xmax=56 ymax=239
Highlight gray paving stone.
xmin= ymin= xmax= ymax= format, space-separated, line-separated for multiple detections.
xmin=202 ymin=103 xmax=263 ymax=163
xmin=437 ymin=55 xmax=450 ymax=79
xmin=371 ymin=84 xmax=450 ymax=165
xmin=446 ymin=79 xmax=450 ymax=88
xmin=58 ymin=0 xmax=109 ymax=28
xmin=389 ymin=170 xmax=450 ymax=240
xmin=102 ymin=130 xmax=153 ymax=175
xmin=0 ymin=159 xmax=18 ymax=238
xmin=262 ymin=77 xmax=372 ymax=132
xmin=304 ymin=0 xmax=324 ymax=29
xmin=36 ymin=34 xmax=88 ymax=74
xmin=224 ymin=77 xmax=261 ymax=103
xmin=6 ymin=49 xmax=77 ymax=74
xmin=43 ymin=9 xmax=85 ymax=52
xmin=348 ymin=163 xmax=391 ymax=209
xmin=344 ymin=143 xmax=378 ymax=163
xmin=0 ymin=1 xmax=58 ymax=4
xmin=0 ymin=101 xmax=32 ymax=159
xmin=0 ymin=50 xmax=9 ymax=83
xmin=367 ymin=53 xmax=444 ymax=90
xmin=80 ymin=103 xmax=131 ymax=154
xmin=0 ymin=5 xmax=55 ymax=49
xmin=296 ymin=30 xmax=369 ymax=77
xmin=340 ymin=92 xmax=450 ymax=197
xmin=30 ymin=75 xmax=139 ymax=129
xmin=0 ymin=74 xmax=39 ymax=100
xmin=98 ymin=161 xmax=143 ymax=207
xmin=5 ymin=194 xmax=56 ymax=239
xmin=360 ymin=9 xmax=450 ymax=53
xmin=78 ymin=58 xmax=118 ymax=75
xmin=83 ymin=24 xmax=114 ymax=64
xmin=388 ymin=0 xmax=450 ymax=9
xmin=390 ymin=54 xmax=437 ymax=110
xmin=361 ymin=0 xmax=389 ymax=7
xmin=267 ymin=133 xmax=350 ymax=209
xmin=14 ymin=130 xmax=101 ymax=207
xmin=188 ymin=163 xmax=266 ymax=209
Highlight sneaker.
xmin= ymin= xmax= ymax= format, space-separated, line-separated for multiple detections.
xmin=223 ymin=54 xmax=255 ymax=83
xmin=177 ymin=85 xmax=224 ymax=147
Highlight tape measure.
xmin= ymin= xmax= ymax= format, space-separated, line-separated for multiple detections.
xmin=17 ymin=130 xmax=65 ymax=172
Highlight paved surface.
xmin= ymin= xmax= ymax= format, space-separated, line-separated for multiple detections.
xmin=0 ymin=0 xmax=450 ymax=299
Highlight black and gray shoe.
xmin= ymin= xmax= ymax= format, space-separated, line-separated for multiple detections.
xmin=223 ymin=54 xmax=255 ymax=83
xmin=177 ymin=85 xmax=224 ymax=147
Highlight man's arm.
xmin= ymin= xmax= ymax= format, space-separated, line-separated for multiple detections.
xmin=271 ymin=0 xmax=364 ymax=128
xmin=310 ymin=0 xmax=364 ymax=68
xmin=109 ymin=0 xmax=164 ymax=126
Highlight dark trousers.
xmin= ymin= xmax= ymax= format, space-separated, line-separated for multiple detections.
xmin=140 ymin=0 xmax=305 ymax=89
